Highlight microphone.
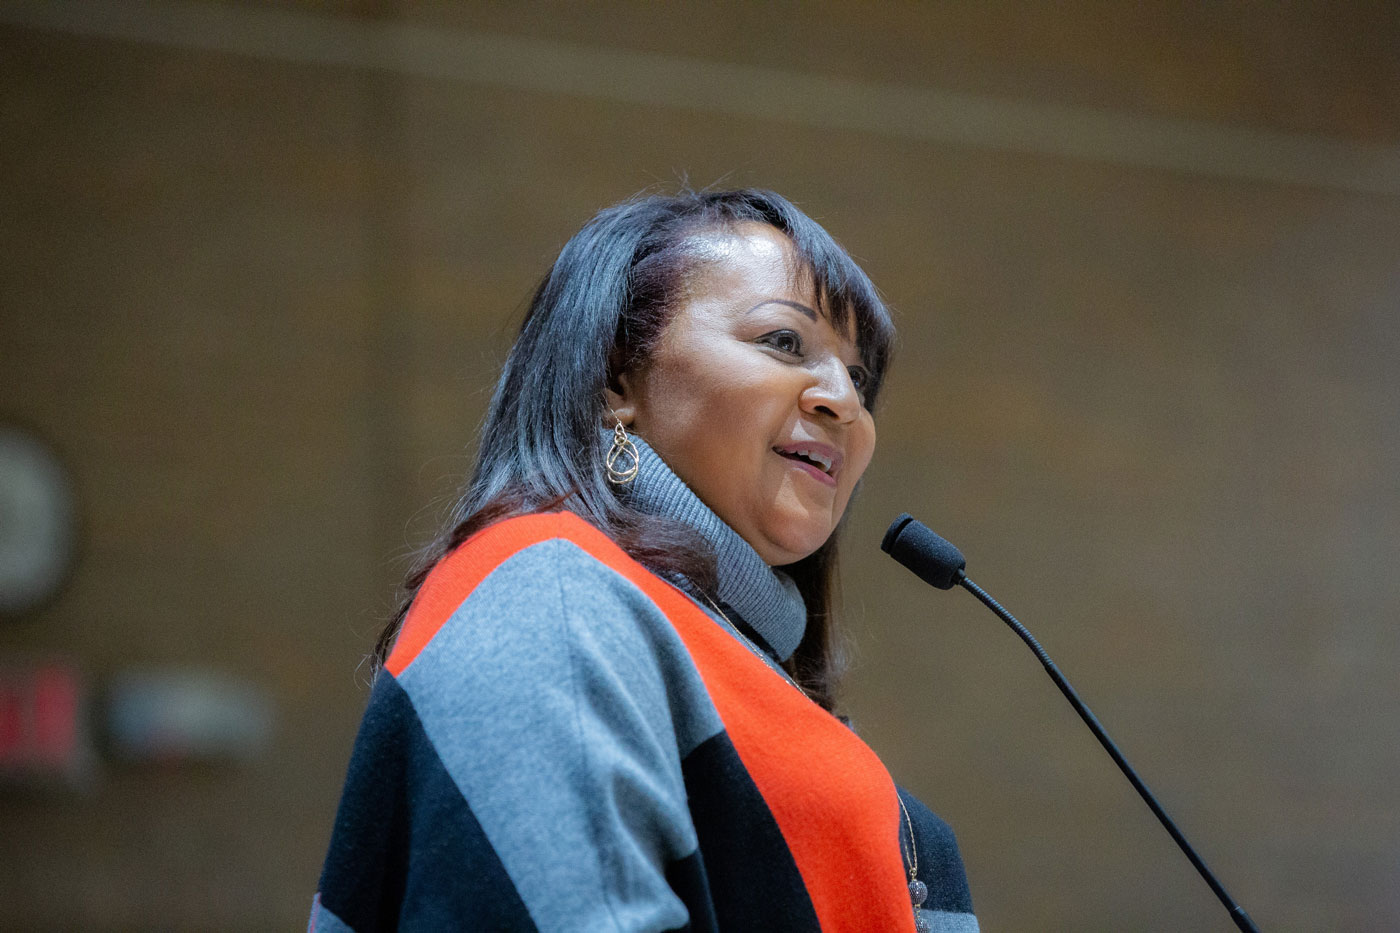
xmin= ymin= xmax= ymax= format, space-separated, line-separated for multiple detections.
xmin=880 ymin=514 xmax=966 ymax=588
xmin=882 ymin=513 xmax=1260 ymax=933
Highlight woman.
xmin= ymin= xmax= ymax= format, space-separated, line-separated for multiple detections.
xmin=311 ymin=189 xmax=977 ymax=932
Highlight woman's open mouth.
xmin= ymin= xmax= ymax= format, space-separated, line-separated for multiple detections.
xmin=773 ymin=443 xmax=840 ymax=487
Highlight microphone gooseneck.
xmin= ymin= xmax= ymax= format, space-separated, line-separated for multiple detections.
xmin=882 ymin=514 xmax=1260 ymax=933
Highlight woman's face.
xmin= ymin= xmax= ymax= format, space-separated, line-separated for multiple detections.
xmin=609 ymin=223 xmax=877 ymax=565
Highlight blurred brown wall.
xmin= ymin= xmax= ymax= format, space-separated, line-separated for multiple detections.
xmin=2 ymin=2 xmax=1398 ymax=929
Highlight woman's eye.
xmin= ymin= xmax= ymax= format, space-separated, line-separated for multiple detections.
xmin=848 ymin=366 xmax=872 ymax=402
xmin=761 ymin=330 xmax=803 ymax=355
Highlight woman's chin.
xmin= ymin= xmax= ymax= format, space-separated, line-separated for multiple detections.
xmin=754 ymin=521 xmax=836 ymax=567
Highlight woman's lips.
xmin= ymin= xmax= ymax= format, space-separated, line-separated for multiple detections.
xmin=773 ymin=443 xmax=841 ymax=487
xmin=784 ymin=457 xmax=837 ymax=486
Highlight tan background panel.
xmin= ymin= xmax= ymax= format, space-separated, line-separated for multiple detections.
xmin=2 ymin=2 xmax=1398 ymax=929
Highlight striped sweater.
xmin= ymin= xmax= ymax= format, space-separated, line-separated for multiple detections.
xmin=311 ymin=512 xmax=976 ymax=931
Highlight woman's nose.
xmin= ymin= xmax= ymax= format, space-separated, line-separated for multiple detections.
xmin=800 ymin=357 xmax=862 ymax=423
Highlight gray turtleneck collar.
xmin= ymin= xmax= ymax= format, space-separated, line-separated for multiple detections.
xmin=619 ymin=433 xmax=808 ymax=662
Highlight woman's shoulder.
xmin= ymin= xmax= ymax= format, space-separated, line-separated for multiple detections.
xmin=425 ymin=511 xmax=633 ymax=601
xmin=384 ymin=511 xmax=674 ymax=677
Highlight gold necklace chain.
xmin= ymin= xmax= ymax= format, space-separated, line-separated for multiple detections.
xmin=899 ymin=794 xmax=932 ymax=926
xmin=898 ymin=794 xmax=918 ymax=880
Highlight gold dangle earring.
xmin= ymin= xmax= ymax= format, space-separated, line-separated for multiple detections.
xmin=605 ymin=419 xmax=640 ymax=485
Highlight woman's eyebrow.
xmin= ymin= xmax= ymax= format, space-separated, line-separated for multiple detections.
xmin=745 ymin=299 xmax=818 ymax=320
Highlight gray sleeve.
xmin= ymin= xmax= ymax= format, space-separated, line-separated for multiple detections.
xmin=393 ymin=538 xmax=724 ymax=932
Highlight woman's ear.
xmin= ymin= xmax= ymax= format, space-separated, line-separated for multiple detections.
xmin=604 ymin=369 xmax=638 ymax=427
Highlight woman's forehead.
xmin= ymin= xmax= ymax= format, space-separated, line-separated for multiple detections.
xmin=678 ymin=223 xmax=791 ymax=271
xmin=675 ymin=223 xmax=866 ymax=350
xmin=679 ymin=226 xmax=814 ymax=306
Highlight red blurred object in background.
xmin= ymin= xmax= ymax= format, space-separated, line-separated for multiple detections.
xmin=0 ymin=659 xmax=93 ymax=787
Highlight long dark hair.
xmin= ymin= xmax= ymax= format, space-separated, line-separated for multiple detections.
xmin=375 ymin=188 xmax=895 ymax=711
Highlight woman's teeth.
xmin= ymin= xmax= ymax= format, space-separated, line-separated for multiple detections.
xmin=780 ymin=449 xmax=833 ymax=474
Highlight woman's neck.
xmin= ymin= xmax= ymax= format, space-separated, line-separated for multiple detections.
xmin=621 ymin=433 xmax=808 ymax=663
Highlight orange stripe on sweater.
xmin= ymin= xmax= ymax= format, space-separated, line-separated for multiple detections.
xmin=643 ymin=574 xmax=914 ymax=933
xmin=386 ymin=512 xmax=912 ymax=931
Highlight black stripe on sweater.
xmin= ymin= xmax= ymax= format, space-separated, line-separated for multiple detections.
xmin=317 ymin=675 xmax=538 ymax=932
xmin=680 ymin=731 xmax=822 ymax=932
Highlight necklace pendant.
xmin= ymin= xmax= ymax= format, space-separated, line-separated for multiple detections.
xmin=909 ymin=876 xmax=932 ymax=931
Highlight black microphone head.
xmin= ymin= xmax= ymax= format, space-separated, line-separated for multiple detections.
xmin=881 ymin=513 xmax=966 ymax=589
